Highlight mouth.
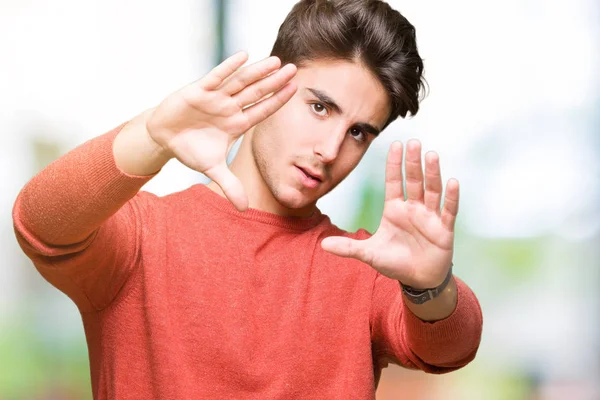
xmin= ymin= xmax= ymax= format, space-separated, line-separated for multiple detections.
xmin=295 ymin=166 xmax=323 ymax=189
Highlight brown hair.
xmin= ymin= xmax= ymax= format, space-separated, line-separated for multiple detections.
xmin=270 ymin=0 xmax=427 ymax=129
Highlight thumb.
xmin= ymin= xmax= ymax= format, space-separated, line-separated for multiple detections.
xmin=204 ymin=163 xmax=248 ymax=211
xmin=321 ymin=236 xmax=368 ymax=261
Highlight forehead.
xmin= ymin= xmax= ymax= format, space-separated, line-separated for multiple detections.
xmin=293 ymin=59 xmax=391 ymax=128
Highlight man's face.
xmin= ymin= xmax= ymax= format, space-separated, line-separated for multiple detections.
xmin=250 ymin=59 xmax=391 ymax=216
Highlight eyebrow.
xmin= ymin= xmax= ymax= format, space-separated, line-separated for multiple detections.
xmin=306 ymin=87 xmax=382 ymax=136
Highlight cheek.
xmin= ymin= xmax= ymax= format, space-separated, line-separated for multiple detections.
xmin=253 ymin=113 xmax=289 ymax=165
xmin=332 ymin=159 xmax=358 ymax=179
xmin=331 ymin=146 xmax=365 ymax=179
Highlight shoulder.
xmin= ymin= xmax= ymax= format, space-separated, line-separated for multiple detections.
xmin=135 ymin=185 xmax=197 ymax=206
xmin=130 ymin=185 xmax=198 ymax=221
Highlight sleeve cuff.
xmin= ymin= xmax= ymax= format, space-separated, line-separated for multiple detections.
xmin=81 ymin=122 xmax=160 ymax=200
xmin=402 ymin=277 xmax=482 ymax=345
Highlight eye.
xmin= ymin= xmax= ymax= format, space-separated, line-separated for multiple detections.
xmin=349 ymin=127 xmax=367 ymax=143
xmin=310 ymin=103 xmax=329 ymax=117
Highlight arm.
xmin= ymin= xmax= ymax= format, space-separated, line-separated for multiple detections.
xmin=12 ymin=122 xmax=161 ymax=311
xmin=14 ymin=50 xmax=298 ymax=248
xmin=13 ymin=52 xmax=298 ymax=310
xmin=13 ymin=114 xmax=168 ymax=250
xmin=321 ymin=140 xmax=483 ymax=371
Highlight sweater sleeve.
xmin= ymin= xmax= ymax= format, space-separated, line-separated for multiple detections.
xmin=370 ymin=271 xmax=483 ymax=374
xmin=12 ymin=123 xmax=160 ymax=312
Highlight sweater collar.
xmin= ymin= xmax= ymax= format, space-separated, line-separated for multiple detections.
xmin=193 ymin=184 xmax=327 ymax=231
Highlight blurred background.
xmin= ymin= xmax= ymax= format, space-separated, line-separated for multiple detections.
xmin=1 ymin=0 xmax=599 ymax=399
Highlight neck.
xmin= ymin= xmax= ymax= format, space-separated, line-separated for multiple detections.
xmin=206 ymin=129 xmax=317 ymax=217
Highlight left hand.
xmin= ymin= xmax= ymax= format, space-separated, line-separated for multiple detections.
xmin=321 ymin=140 xmax=458 ymax=289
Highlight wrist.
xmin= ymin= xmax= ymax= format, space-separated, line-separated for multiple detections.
xmin=400 ymin=263 xmax=453 ymax=305
xmin=140 ymin=108 xmax=175 ymax=161
xmin=113 ymin=110 xmax=173 ymax=176
xmin=403 ymin=276 xmax=458 ymax=321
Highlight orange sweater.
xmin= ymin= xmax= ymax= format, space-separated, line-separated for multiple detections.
xmin=13 ymin=124 xmax=483 ymax=400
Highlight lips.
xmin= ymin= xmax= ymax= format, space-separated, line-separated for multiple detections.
xmin=297 ymin=166 xmax=323 ymax=182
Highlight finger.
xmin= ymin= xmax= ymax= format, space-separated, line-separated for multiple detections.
xmin=441 ymin=178 xmax=460 ymax=231
xmin=424 ymin=151 xmax=443 ymax=214
xmin=198 ymin=51 xmax=249 ymax=91
xmin=219 ymin=56 xmax=282 ymax=96
xmin=404 ymin=139 xmax=424 ymax=202
xmin=243 ymin=82 xmax=297 ymax=127
xmin=234 ymin=63 xmax=297 ymax=108
xmin=321 ymin=236 xmax=370 ymax=263
xmin=384 ymin=141 xmax=405 ymax=201
xmin=204 ymin=163 xmax=249 ymax=212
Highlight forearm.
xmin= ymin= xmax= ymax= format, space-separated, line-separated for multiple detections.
xmin=13 ymin=120 xmax=159 ymax=247
xmin=403 ymin=277 xmax=458 ymax=322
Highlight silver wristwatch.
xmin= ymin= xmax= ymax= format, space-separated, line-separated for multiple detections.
xmin=400 ymin=263 xmax=454 ymax=305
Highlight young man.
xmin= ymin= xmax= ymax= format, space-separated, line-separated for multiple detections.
xmin=13 ymin=0 xmax=482 ymax=399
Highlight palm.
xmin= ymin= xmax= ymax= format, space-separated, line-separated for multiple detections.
xmin=165 ymin=92 xmax=249 ymax=174
xmin=146 ymin=51 xmax=298 ymax=211
xmin=360 ymin=194 xmax=454 ymax=287
xmin=321 ymin=141 xmax=458 ymax=288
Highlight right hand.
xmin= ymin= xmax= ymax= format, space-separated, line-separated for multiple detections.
xmin=146 ymin=51 xmax=298 ymax=211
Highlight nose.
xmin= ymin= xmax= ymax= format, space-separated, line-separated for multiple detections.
xmin=313 ymin=123 xmax=346 ymax=164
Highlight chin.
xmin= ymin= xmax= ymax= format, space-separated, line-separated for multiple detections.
xmin=272 ymin=184 xmax=316 ymax=211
